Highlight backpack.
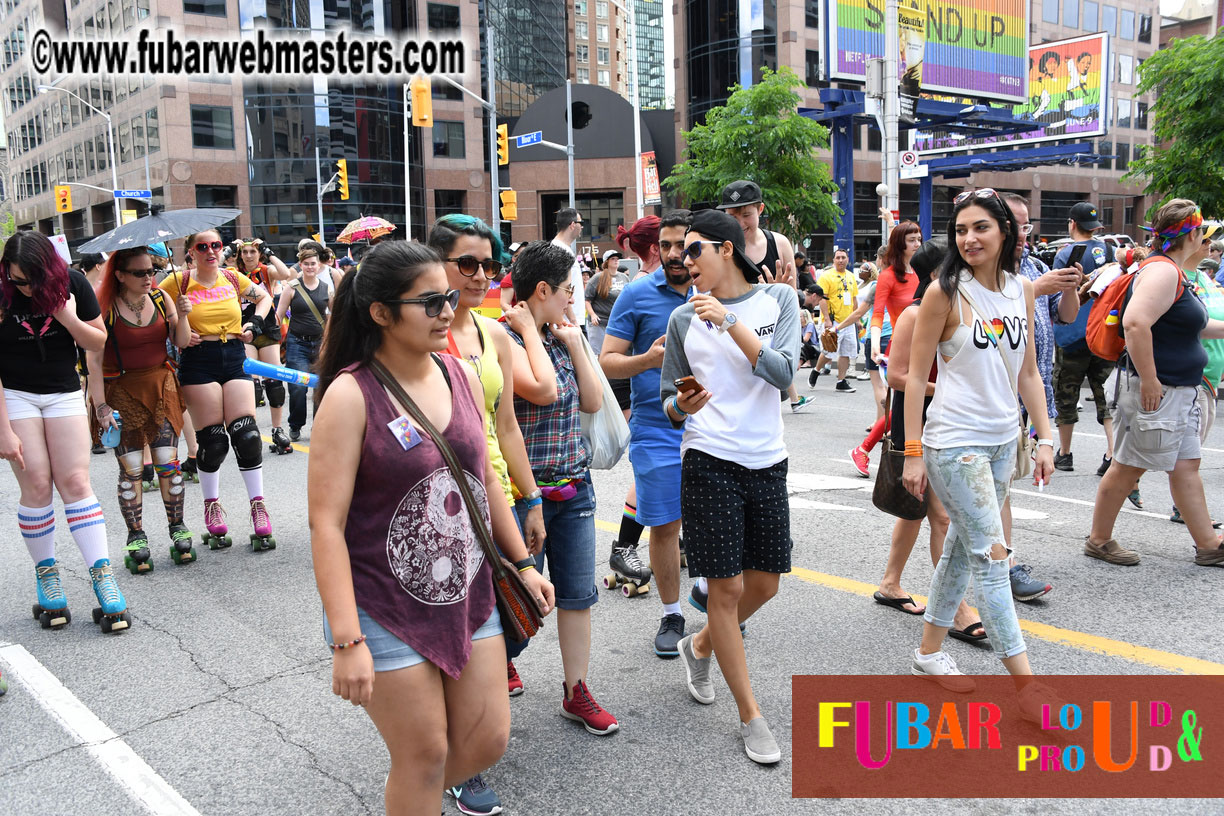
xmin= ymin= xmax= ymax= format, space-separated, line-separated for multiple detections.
xmin=104 ymin=288 xmax=179 ymax=378
xmin=1085 ymin=255 xmax=1185 ymax=362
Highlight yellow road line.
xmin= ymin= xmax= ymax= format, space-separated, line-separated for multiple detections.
xmin=273 ymin=461 xmax=1224 ymax=674
xmin=600 ymin=519 xmax=1224 ymax=674
xmin=259 ymin=435 xmax=311 ymax=454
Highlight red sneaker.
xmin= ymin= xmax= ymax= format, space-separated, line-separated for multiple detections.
xmin=561 ymin=680 xmax=619 ymax=735
xmin=850 ymin=446 xmax=870 ymax=478
xmin=507 ymin=661 xmax=524 ymax=697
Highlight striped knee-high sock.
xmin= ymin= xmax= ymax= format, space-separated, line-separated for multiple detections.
xmin=617 ymin=501 xmax=645 ymax=548
xmin=64 ymin=497 xmax=108 ymax=565
xmin=18 ymin=503 xmax=56 ymax=563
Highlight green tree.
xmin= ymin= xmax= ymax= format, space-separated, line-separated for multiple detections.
xmin=664 ymin=67 xmax=841 ymax=238
xmin=1123 ymin=32 xmax=1224 ymax=218
xmin=0 ymin=213 xmax=14 ymax=241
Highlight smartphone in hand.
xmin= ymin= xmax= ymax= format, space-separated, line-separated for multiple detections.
xmin=674 ymin=376 xmax=703 ymax=394
xmin=1067 ymin=244 xmax=1088 ymax=269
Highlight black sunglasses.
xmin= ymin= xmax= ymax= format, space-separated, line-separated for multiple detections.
xmin=194 ymin=241 xmax=224 ymax=253
xmin=384 ymin=289 xmax=460 ymax=317
xmin=681 ymin=240 xmax=724 ymax=262
xmin=122 ymin=268 xmax=156 ymax=278
xmin=447 ymin=256 xmax=504 ymax=278
xmin=9 ymin=276 xmax=30 ymax=286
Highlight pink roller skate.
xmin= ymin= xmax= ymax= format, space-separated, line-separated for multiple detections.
xmin=202 ymin=499 xmax=232 ymax=550
xmin=249 ymin=497 xmax=276 ymax=552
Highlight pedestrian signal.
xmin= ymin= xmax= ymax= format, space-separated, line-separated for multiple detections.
xmin=336 ymin=159 xmax=350 ymax=201
xmin=500 ymin=189 xmax=517 ymax=222
xmin=497 ymin=124 xmax=509 ymax=166
xmin=55 ymin=185 xmax=72 ymax=213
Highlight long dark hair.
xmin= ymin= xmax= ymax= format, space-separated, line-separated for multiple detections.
xmin=1 ymin=231 xmax=70 ymax=314
xmin=882 ymin=221 xmax=922 ymax=282
xmin=911 ymin=236 xmax=948 ymax=301
xmin=314 ymin=241 xmax=442 ymax=401
xmin=937 ymin=191 xmax=1019 ymax=300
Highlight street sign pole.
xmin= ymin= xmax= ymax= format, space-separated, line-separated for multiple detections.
xmin=316 ymin=145 xmax=326 ymax=243
xmin=488 ymin=28 xmax=500 ymax=232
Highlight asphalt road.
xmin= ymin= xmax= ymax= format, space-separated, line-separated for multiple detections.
xmin=2 ymin=374 xmax=1223 ymax=815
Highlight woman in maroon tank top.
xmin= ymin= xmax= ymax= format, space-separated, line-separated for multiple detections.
xmin=308 ymin=241 xmax=554 ymax=814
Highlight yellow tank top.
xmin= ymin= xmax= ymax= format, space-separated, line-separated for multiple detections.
xmin=462 ymin=316 xmax=512 ymax=501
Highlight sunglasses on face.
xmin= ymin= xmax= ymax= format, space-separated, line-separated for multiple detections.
xmin=447 ymin=256 xmax=504 ymax=278
xmin=122 ymin=268 xmax=156 ymax=278
xmin=9 ymin=276 xmax=30 ymax=287
xmin=194 ymin=241 xmax=224 ymax=253
xmin=953 ymin=188 xmax=1002 ymax=206
xmin=681 ymin=240 xmax=724 ymax=262
xmin=384 ymin=289 xmax=460 ymax=317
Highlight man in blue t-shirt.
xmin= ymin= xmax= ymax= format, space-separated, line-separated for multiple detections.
xmin=1051 ymin=201 xmax=1117 ymax=476
xmin=601 ymin=209 xmax=694 ymax=658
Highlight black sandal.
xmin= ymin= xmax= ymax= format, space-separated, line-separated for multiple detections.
xmin=872 ymin=591 xmax=925 ymax=615
xmin=948 ymin=622 xmax=988 ymax=643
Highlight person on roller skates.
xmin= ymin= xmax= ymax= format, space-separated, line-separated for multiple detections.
xmin=232 ymin=238 xmax=295 ymax=452
xmin=0 ymin=231 xmax=130 ymax=634
xmin=160 ymin=230 xmax=278 ymax=553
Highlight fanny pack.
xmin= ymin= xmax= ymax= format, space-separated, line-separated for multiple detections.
xmin=539 ymin=478 xmax=582 ymax=502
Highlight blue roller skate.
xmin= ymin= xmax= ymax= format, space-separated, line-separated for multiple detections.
xmin=89 ymin=559 xmax=131 ymax=634
xmin=32 ymin=558 xmax=71 ymax=629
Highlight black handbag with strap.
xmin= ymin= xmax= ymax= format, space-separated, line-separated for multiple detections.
xmin=871 ymin=387 xmax=929 ymax=521
xmin=368 ymin=357 xmax=544 ymax=643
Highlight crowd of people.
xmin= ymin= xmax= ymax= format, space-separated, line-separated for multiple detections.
xmin=2 ymin=183 xmax=1223 ymax=814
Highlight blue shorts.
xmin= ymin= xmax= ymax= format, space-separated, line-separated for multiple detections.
xmin=515 ymin=472 xmax=597 ymax=611
xmin=323 ymin=605 xmax=502 ymax=673
xmin=864 ymin=334 xmax=891 ymax=371
xmin=177 ymin=340 xmax=251 ymax=386
xmin=627 ymin=423 xmax=683 ymax=526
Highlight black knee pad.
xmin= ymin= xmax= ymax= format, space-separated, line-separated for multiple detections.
xmin=196 ymin=424 xmax=229 ymax=473
xmin=227 ymin=416 xmax=263 ymax=470
xmin=264 ymin=378 xmax=286 ymax=408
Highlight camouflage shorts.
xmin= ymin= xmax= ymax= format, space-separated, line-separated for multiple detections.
xmin=1054 ymin=346 xmax=1115 ymax=426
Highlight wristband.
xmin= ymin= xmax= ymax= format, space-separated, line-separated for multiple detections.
xmin=522 ymin=488 xmax=543 ymax=502
xmin=524 ymin=496 xmax=543 ymax=509
xmin=1036 ymin=438 xmax=1055 ymax=448
xmin=669 ymin=396 xmax=687 ymax=418
xmin=328 ymin=635 xmax=366 ymax=651
xmin=903 ymin=440 xmax=923 ymax=458
xmin=513 ymin=557 xmax=536 ymax=572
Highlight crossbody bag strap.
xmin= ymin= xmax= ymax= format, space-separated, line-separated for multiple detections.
xmin=956 ymin=282 xmax=1025 ymax=431
xmin=367 ymin=358 xmax=509 ymax=583
xmin=291 ymin=279 xmax=327 ymax=328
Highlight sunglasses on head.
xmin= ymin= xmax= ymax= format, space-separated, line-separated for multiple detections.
xmin=681 ymin=240 xmax=725 ymax=262
xmin=194 ymin=241 xmax=224 ymax=253
xmin=122 ymin=268 xmax=156 ymax=278
xmin=447 ymin=256 xmax=504 ymax=278
xmin=384 ymin=289 xmax=460 ymax=317
xmin=953 ymin=188 xmax=1002 ymax=206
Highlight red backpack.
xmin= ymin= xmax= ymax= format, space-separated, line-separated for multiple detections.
xmin=1085 ymin=255 xmax=1185 ymax=361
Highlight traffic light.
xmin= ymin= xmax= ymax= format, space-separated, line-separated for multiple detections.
xmin=55 ymin=185 xmax=72 ymax=213
xmin=336 ymin=159 xmax=350 ymax=201
xmin=500 ymin=189 xmax=517 ymax=222
xmin=410 ymin=77 xmax=432 ymax=127
xmin=497 ymin=124 xmax=509 ymax=166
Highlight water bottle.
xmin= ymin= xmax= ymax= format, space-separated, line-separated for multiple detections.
xmin=101 ymin=410 xmax=122 ymax=449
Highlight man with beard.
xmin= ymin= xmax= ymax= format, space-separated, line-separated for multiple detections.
xmin=600 ymin=209 xmax=694 ymax=658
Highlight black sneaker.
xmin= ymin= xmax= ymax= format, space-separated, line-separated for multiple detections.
xmin=1096 ymin=455 xmax=1111 ymax=477
xmin=91 ymin=442 xmax=106 ymax=455
xmin=289 ymin=427 xmax=301 ymax=442
xmin=653 ymin=613 xmax=685 ymax=658
xmin=808 ymin=368 xmax=820 ymax=388
xmin=1054 ymin=452 xmax=1073 ymax=471
xmin=688 ymin=583 xmax=708 ymax=613
xmin=835 ymin=380 xmax=856 ymax=393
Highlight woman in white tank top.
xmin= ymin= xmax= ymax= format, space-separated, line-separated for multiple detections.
xmin=899 ymin=189 xmax=1057 ymax=717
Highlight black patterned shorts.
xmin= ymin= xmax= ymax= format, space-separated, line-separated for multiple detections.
xmin=681 ymin=449 xmax=793 ymax=579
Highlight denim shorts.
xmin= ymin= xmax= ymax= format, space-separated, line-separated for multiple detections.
xmin=177 ymin=340 xmax=250 ymax=386
xmin=323 ymin=605 xmax=502 ymax=673
xmin=515 ymin=472 xmax=597 ymax=610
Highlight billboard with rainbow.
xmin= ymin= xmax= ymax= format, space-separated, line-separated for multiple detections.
xmin=823 ymin=0 xmax=1030 ymax=104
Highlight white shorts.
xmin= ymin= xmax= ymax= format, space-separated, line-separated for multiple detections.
xmin=836 ymin=325 xmax=858 ymax=359
xmin=3 ymin=388 xmax=87 ymax=422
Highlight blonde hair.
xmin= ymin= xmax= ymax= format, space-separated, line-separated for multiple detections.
xmin=800 ymin=309 xmax=813 ymax=327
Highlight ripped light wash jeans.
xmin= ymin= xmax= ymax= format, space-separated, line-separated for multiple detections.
xmin=923 ymin=443 xmax=1027 ymax=659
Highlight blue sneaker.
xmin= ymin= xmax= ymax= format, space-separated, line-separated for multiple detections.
xmin=33 ymin=558 xmax=70 ymax=629
xmin=1009 ymin=564 xmax=1052 ymax=602
xmin=448 ymin=774 xmax=502 ymax=816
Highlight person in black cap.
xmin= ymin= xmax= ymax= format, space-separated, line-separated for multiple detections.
xmin=1050 ymin=201 xmax=1118 ymax=482
xmin=661 ymin=208 xmax=799 ymax=766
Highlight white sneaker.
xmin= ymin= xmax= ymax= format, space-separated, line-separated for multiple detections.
xmin=1017 ymin=681 xmax=1064 ymax=725
xmin=911 ymin=649 xmax=976 ymax=693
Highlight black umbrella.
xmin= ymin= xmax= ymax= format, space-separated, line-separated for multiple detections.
xmin=78 ymin=207 xmax=243 ymax=253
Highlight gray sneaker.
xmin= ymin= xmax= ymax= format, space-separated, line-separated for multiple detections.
xmin=740 ymin=716 xmax=782 ymax=764
xmin=678 ymin=634 xmax=715 ymax=704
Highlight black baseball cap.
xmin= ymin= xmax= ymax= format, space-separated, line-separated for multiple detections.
xmin=687 ymin=209 xmax=760 ymax=282
xmin=1069 ymin=201 xmax=1103 ymax=231
xmin=716 ymin=180 xmax=763 ymax=210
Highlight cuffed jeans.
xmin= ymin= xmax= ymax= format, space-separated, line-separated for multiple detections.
xmin=285 ymin=332 xmax=322 ymax=431
xmin=923 ymin=442 xmax=1027 ymax=659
